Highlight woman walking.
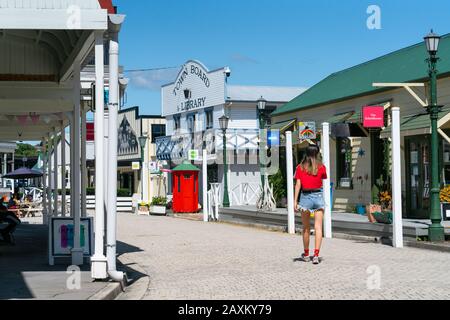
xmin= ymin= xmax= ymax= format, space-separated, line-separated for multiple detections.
xmin=294 ymin=144 xmax=328 ymax=265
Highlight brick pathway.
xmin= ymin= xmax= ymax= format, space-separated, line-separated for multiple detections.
xmin=116 ymin=213 xmax=450 ymax=300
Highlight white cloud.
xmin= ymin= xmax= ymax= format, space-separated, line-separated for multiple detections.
xmin=127 ymin=68 xmax=180 ymax=91
xmin=230 ymin=53 xmax=260 ymax=64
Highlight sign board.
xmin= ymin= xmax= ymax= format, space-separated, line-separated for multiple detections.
xmin=162 ymin=60 xmax=227 ymax=117
xmin=188 ymin=149 xmax=199 ymax=161
xmin=50 ymin=218 xmax=93 ymax=257
xmin=149 ymin=161 xmax=160 ymax=174
xmin=267 ymin=130 xmax=280 ymax=147
xmin=363 ymin=106 xmax=384 ymax=128
xmin=298 ymin=122 xmax=316 ymax=140
xmin=132 ymin=162 xmax=141 ymax=170
xmin=86 ymin=122 xmax=95 ymax=141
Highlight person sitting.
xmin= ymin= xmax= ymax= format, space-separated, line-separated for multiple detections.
xmin=0 ymin=204 xmax=21 ymax=245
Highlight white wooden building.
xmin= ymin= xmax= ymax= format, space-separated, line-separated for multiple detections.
xmin=0 ymin=0 xmax=127 ymax=281
xmin=157 ymin=60 xmax=304 ymax=206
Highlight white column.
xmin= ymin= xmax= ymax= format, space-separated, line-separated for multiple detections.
xmin=81 ymin=107 xmax=87 ymax=218
xmin=53 ymin=129 xmax=58 ymax=216
xmin=71 ymin=60 xmax=83 ymax=266
xmin=91 ymin=31 xmax=108 ymax=280
xmin=47 ymin=133 xmax=53 ymax=217
xmin=143 ymin=136 xmax=149 ymax=202
xmin=392 ymin=107 xmax=404 ymax=248
xmin=61 ymin=125 xmax=67 ymax=217
xmin=3 ymin=153 xmax=7 ymax=188
xmin=106 ymin=31 xmax=123 ymax=279
xmin=322 ymin=122 xmax=332 ymax=239
xmin=202 ymin=149 xmax=208 ymax=222
xmin=286 ymin=132 xmax=295 ymax=234
xmin=42 ymin=139 xmax=48 ymax=223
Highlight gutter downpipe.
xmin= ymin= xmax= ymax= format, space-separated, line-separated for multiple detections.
xmin=106 ymin=13 xmax=127 ymax=283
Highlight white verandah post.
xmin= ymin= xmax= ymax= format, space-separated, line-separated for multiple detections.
xmin=392 ymin=107 xmax=404 ymax=248
xmin=71 ymin=60 xmax=83 ymax=266
xmin=322 ymin=122 xmax=332 ymax=238
xmin=61 ymin=124 xmax=66 ymax=217
xmin=202 ymin=149 xmax=208 ymax=222
xmin=286 ymin=131 xmax=295 ymax=234
xmin=91 ymin=30 xmax=108 ymax=279
xmin=81 ymin=106 xmax=87 ymax=218
xmin=53 ymin=128 xmax=58 ymax=216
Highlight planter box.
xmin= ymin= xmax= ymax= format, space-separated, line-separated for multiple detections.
xmin=138 ymin=206 xmax=149 ymax=216
xmin=150 ymin=205 xmax=167 ymax=216
xmin=441 ymin=202 xmax=450 ymax=221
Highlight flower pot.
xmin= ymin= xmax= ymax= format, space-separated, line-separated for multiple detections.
xmin=366 ymin=204 xmax=381 ymax=223
xmin=373 ymin=211 xmax=393 ymax=224
xmin=150 ymin=205 xmax=166 ymax=216
xmin=356 ymin=204 xmax=366 ymax=215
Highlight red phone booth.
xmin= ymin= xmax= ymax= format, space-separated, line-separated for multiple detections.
xmin=172 ymin=160 xmax=200 ymax=213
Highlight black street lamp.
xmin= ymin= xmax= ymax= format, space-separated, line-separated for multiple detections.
xmin=257 ymin=96 xmax=267 ymax=198
xmin=424 ymin=30 xmax=445 ymax=242
xmin=219 ymin=115 xmax=230 ymax=208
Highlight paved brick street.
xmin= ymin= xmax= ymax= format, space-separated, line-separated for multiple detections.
xmin=116 ymin=213 xmax=450 ymax=300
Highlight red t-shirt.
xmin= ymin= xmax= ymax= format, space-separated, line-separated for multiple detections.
xmin=294 ymin=165 xmax=327 ymax=190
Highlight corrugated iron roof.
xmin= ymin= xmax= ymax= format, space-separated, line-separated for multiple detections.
xmin=273 ymin=33 xmax=450 ymax=116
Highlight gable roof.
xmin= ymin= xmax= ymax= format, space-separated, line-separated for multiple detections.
xmin=273 ymin=33 xmax=450 ymax=116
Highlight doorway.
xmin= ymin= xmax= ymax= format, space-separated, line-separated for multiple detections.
xmin=405 ymin=135 xmax=431 ymax=219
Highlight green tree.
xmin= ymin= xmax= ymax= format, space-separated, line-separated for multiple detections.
xmin=16 ymin=143 xmax=38 ymax=158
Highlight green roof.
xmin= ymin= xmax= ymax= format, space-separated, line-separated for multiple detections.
xmin=172 ymin=160 xmax=200 ymax=172
xmin=382 ymin=108 xmax=450 ymax=137
xmin=273 ymin=33 xmax=450 ymax=116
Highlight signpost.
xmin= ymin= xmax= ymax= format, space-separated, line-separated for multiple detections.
xmin=298 ymin=122 xmax=316 ymax=140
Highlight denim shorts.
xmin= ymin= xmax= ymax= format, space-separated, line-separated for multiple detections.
xmin=299 ymin=192 xmax=324 ymax=212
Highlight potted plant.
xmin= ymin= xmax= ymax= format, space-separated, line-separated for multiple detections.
xmin=372 ymin=190 xmax=393 ymax=224
xmin=440 ymin=185 xmax=450 ymax=221
xmin=138 ymin=201 xmax=149 ymax=215
xmin=150 ymin=196 xmax=167 ymax=215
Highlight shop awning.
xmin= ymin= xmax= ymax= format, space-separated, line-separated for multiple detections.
xmin=381 ymin=108 xmax=450 ymax=138
xmin=328 ymin=111 xmax=355 ymax=124
xmin=270 ymin=119 xmax=296 ymax=132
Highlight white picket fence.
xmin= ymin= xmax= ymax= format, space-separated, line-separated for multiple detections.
xmin=64 ymin=196 xmax=134 ymax=213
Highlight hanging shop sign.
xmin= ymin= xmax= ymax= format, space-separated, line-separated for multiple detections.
xmin=363 ymin=106 xmax=385 ymax=128
xmin=132 ymin=162 xmax=141 ymax=170
xmin=86 ymin=123 xmax=95 ymax=141
xmin=298 ymin=122 xmax=316 ymax=140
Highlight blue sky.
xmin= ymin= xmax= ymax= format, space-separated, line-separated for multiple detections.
xmin=115 ymin=0 xmax=450 ymax=115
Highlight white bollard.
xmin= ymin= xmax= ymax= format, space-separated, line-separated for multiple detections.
xmin=322 ymin=123 xmax=332 ymax=238
xmin=202 ymin=150 xmax=208 ymax=222
xmin=392 ymin=107 xmax=404 ymax=248
xmin=286 ymin=132 xmax=295 ymax=234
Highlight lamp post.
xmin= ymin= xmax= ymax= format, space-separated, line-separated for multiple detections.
xmin=424 ymin=30 xmax=445 ymax=242
xmin=138 ymin=136 xmax=148 ymax=202
xmin=257 ymin=96 xmax=267 ymax=198
xmin=219 ymin=115 xmax=230 ymax=208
